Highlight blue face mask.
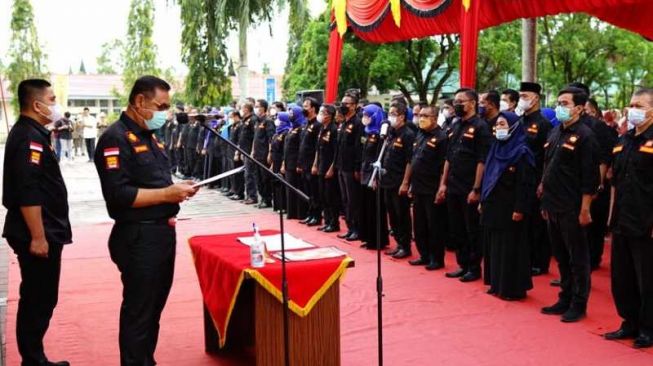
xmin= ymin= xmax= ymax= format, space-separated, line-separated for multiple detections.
xmin=145 ymin=111 xmax=167 ymax=130
xmin=478 ymin=106 xmax=487 ymax=117
xmin=555 ymin=105 xmax=572 ymax=123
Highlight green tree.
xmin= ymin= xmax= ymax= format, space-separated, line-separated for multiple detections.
xmin=6 ymin=0 xmax=47 ymax=115
xmin=476 ymin=21 xmax=521 ymax=91
xmin=79 ymin=59 xmax=87 ymax=74
xmin=122 ymin=0 xmax=160 ymax=98
xmin=179 ymin=0 xmax=232 ymax=107
xmin=609 ymin=29 xmax=653 ymax=108
xmin=96 ymin=39 xmax=124 ymax=75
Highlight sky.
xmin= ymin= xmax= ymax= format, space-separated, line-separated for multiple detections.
xmin=0 ymin=0 xmax=327 ymax=76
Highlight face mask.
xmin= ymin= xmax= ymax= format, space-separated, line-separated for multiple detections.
xmin=555 ymin=105 xmax=572 ymax=123
xmin=412 ymin=116 xmax=419 ymax=125
xmin=442 ymin=109 xmax=452 ymax=119
xmin=339 ymin=105 xmax=349 ymax=116
xmin=628 ymin=108 xmax=648 ymax=127
xmin=362 ymin=116 xmax=371 ymax=126
xmin=437 ymin=112 xmax=446 ymax=126
xmin=38 ymin=101 xmax=63 ymax=123
xmin=317 ymin=114 xmax=324 ymax=124
xmin=145 ymin=110 xmax=168 ymax=130
xmin=478 ymin=106 xmax=486 ymax=117
xmin=454 ymin=104 xmax=466 ymax=118
xmin=518 ymin=98 xmax=533 ymax=112
xmin=388 ymin=116 xmax=399 ymax=127
xmin=499 ymin=100 xmax=510 ymax=112
xmin=269 ymin=108 xmax=277 ymax=117
xmin=495 ymin=127 xmax=510 ymax=141
xmin=274 ymin=119 xmax=281 ymax=127
xmin=302 ymin=109 xmax=309 ymax=117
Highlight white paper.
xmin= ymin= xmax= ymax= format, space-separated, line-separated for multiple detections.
xmin=272 ymin=246 xmax=348 ymax=262
xmin=192 ymin=166 xmax=244 ymax=188
xmin=237 ymin=233 xmax=315 ymax=252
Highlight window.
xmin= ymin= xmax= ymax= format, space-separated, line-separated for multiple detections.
xmin=100 ymin=99 xmax=109 ymax=107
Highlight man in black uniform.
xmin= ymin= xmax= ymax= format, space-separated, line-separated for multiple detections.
xmin=94 ymin=76 xmax=198 ymax=365
xmin=335 ymin=93 xmax=364 ymax=241
xmin=501 ymin=89 xmax=519 ymax=113
xmin=479 ymin=90 xmax=501 ymax=132
xmin=518 ymin=82 xmax=553 ymax=276
xmin=605 ymin=88 xmax=653 ymax=348
xmin=239 ymin=103 xmax=258 ymax=205
xmin=163 ymin=111 xmax=178 ymax=174
xmin=405 ymin=105 xmax=448 ymax=269
xmin=313 ymin=104 xmax=340 ymax=232
xmin=175 ymin=112 xmax=190 ymax=178
xmin=540 ymin=87 xmax=599 ymax=323
xmin=252 ymin=100 xmax=275 ymax=208
xmin=382 ymin=102 xmax=416 ymax=259
xmin=2 ymin=79 xmax=71 ymax=366
xmin=298 ymin=97 xmax=322 ymax=225
xmin=437 ymin=88 xmax=492 ymax=282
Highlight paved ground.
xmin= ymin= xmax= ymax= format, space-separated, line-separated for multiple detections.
xmin=0 ymin=149 xmax=260 ymax=365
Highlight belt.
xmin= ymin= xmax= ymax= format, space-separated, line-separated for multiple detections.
xmin=137 ymin=217 xmax=177 ymax=227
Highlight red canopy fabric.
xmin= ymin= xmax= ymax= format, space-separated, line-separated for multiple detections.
xmin=325 ymin=0 xmax=653 ymax=102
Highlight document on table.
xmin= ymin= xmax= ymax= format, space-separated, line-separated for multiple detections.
xmin=237 ymin=233 xmax=315 ymax=252
xmin=272 ymin=246 xmax=348 ymax=262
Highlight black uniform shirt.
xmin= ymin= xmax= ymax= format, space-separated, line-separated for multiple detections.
xmin=446 ymin=115 xmax=492 ymax=196
xmin=611 ymin=124 xmax=653 ymax=238
xmin=410 ymin=127 xmax=448 ymax=195
xmin=361 ymin=133 xmax=381 ymax=186
xmin=270 ymin=132 xmax=286 ymax=173
xmin=335 ymin=115 xmax=364 ymax=173
xmin=2 ymin=116 xmax=72 ymax=245
xmin=381 ymin=124 xmax=415 ymax=189
xmin=522 ymin=110 xmax=553 ymax=180
xmin=94 ymin=113 xmax=179 ymax=223
xmin=185 ymin=122 xmax=200 ymax=149
xmin=238 ymin=115 xmax=256 ymax=153
xmin=541 ymin=120 xmax=599 ymax=214
xmin=316 ymin=122 xmax=338 ymax=175
xmin=177 ymin=123 xmax=189 ymax=147
xmin=298 ymin=118 xmax=321 ymax=171
xmin=283 ymin=127 xmax=302 ymax=171
xmin=582 ymin=114 xmax=617 ymax=166
xmin=253 ymin=116 xmax=275 ymax=162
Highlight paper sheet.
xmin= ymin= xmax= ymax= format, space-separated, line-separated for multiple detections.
xmin=237 ymin=233 xmax=315 ymax=252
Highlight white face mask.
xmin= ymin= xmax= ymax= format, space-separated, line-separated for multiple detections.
xmin=39 ymin=102 xmax=64 ymax=123
xmin=495 ymin=128 xmax=510 ymax=140
xmin=628 ymin=108 xmax=649 ymax=127
xmin=317 ymin=114 xmax=324 ymax=124
xmin=437 ymin=112 xmax=446 ymax=126
xmin=412 ymin=116 xmax=419 ymax=125
xmin=517 ymin=98 xmax=533 ymax=112
xmin=274 ymin=119 xmax=281 ymax=127
xmin=499 ymin=100 xmax=510 ymax=112
xmin=388 ymin=115 xmax=398 ymax=127
xmin=269 ymin=108 xmax=277 ymax=117
xmin=442 ymin=109 xmax=452 ymax=119
xmin=362 ymin=116 xmax=372 ymax=126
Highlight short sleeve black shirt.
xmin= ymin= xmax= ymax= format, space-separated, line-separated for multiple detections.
xmin=381 ymin=124 xmax=415 ymax=189
xmin=298 ymin=118 xmax=321 ymax=171
xmin=316 ymin=122 xmax=338 ymax=175
xmin=446 ymin=115 xmax=492 ymax=195
xmin=335 ymin=115 xmax=364 ymax=172
xmin=410 ymin=127 xmax=448 ymax=195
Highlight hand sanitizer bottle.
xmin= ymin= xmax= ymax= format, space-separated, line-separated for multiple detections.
xmin=250 ymin=223 xmax=265 ymax=268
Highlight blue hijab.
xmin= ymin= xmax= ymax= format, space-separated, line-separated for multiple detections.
xmin=288 ymin=105 xmax=307 ymax=128
xmin=276 ymin=112 xmax=292 ymax=134
xmin=220 ymin=107 xmax=233 ymax=139
xmin=363 ymin=104 xmax=384 ymax=135
xmin=481 ymin=111 xmax=535 ymax=202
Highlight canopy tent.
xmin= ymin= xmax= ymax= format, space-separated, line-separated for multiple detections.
xmin=325 ymin=0 xmax=653 ymax=103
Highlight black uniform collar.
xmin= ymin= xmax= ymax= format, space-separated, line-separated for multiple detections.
xmin=19 ymin=115 xmax=51 ymax=137
xmin=120 ymin=112 xmax=153 ymax=136
xmin=523 ymin=109 xmax=543 ymax=121
xmin=629 ymin=122 xmax=653 ymax=140
xmin=561 ymin=118 xmax=582 ymax=132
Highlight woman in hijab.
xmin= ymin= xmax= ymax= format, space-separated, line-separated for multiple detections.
xmin=358 ymin=104 xmax=390 ymax=250
xmin=480 ymin=111 xmax=536 ymax=300
xmin=270 ymin=112 xmax=291 ymax=212
xmin=282 ymin=105 xmax=308 ymax=220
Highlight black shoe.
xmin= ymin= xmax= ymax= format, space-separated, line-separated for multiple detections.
xmin=541 ymin=301 xmax=570 ymax=315
xmin=45 ymin=361 xmax=70 ymax=366
xmin=345 ymin=232 xmax=360 ymax=241
xmin=392 ymin=249 xmax=411 ymax=259
xmin=604 ymin=327 xmax=638 ymax=340
xmin=384 ymin=247 xmax=399 ymax=256
xmin=499 ymin=294 xmax=526 ymax=301
xmin=317 ymin=225 xmax=329 ymax=231
xmin=408 ymin=258 xmax=428 ymax=266
xmin=258 ymin=202 xmax=271 ymax=209
xmin=550 ymin=279 xmax=561 ymax=287
xmin=244 ymin=198 xmax=257 ymax=205
xmin=306 ymin=218 xmax=321 ymax=227
xmin=323 ymin=225 xmax=340 ymax=233
xmin=561 ymin=307 xmax=586 ymax=323
xmin=634 ymin=334 xmax=653 ymax=348
xmin=531 ymin=267 xmax=549 ymax=276
xmin=486 ymin=288 xmax=497 ymax=295
xmin=445 ymin=268 xmax=466 ymax=278
xmin=361 ymin=243 xmax=386 ymax=250
xmin=460 ymin=271 xmax=481 ymax=282
xmin=299 ymin=217 xmax=312 ymax=224
xmin=425 ymin=262 xmax=444 ymax=271
xmin=337 ymin=231 xmax=352 ymax=239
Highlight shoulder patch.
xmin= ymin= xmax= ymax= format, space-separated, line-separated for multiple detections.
xmin=126 ymin=131 xmax=139 ymax=143
xmin=29 ymin=141 xmax=43 ymax=152
xmin=612 ymin=145 xmax=623 ymax=154
xmin=29 ymin=151 xmax=41 ymax=165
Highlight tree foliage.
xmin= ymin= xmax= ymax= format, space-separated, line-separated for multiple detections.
xmin=122 ymin=0 xmax=160 ymax=98
xmin=96 ymin=39 xmax=124 ymax=75
xmin=6 ymin=0 xmax=47 ymax=115
xmin=476 ymin=21 xmax=521 ymax=91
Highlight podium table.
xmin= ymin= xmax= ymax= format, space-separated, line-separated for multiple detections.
xmin=189 ymin=231 xmax=354 ymax=366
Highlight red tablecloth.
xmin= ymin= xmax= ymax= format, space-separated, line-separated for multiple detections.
xmin=188 ymin=230 xmax=353 ymax=348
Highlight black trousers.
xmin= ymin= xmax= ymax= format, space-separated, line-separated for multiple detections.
xmin=547 ymin=211 xmax=591 ymax=308
xmin=109 ymin=222 xmax=176 ymax=366
xmin=319 ymin=175 xmax=340 ymax=227
xmin=244 ymin=158 xmax=258 ymax=201
xmin=529 ymin=205 xmax=551 ymax=272
xmin=413 ymin=193 xmax=446 ymax=264
xmin=338 ymin=171 xmax=361 ymax=234
xmin=285 ymin=168 xmax=307 ymax=220
xmin=256 ymin=161 xmax=272 ymax=205
xmin=84 ymin=138 xmax=96 ymax=159
xmin=611 ymin=234 xmax=653 ymax=335
xmin=303 ymin=171 xmax=322 ymax=220
xmin=359 ymin=185 xmax=389 ymax=247
xmin=221 ymin=147 xmax=232 ymax=191
xmin=384 ymin=187 xmax=412 ymax=251
xmin=166 ymin=147 xmax=177 ymax=174
xmin=589 ymin=187 xmax=610 ymax=268
xmin=232 ymin=159 xmax=244 ymax=197
xmin=446 ymin=193 xmax=482 ymax=274
xmin=183 ymin=147 xmax=196 ymax=177
xmin=9 ymin=242 xmax=63 ymax=366
xmin=176 ymin=147 xmax=186 ymax=176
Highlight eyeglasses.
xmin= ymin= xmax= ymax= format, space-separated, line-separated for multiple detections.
xmin=454 ymin=99 xmax=472 ymax=105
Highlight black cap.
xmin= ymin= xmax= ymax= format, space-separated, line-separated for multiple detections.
xmin=567 ymin=82 xmax=590 ymax=96
xmin=520 ymin=82 xmax=542 ymax=94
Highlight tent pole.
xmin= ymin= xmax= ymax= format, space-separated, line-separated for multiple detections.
xmin=521 ymin=18 xmax=538 ymax=82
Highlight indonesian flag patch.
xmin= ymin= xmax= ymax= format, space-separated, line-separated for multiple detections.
xmin=29 ymin=141 xmax=43 ymax=165
xmin=104 ymin=147 xmax=120 ymax=170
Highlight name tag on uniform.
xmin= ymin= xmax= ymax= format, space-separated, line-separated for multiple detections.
xmin=463 ymin=127 xmax=475 ymax=139
xmin=133 ymin=144 xmax=149 ymax=153
xmin=639 ymin=146 xmax=653 ymax=154
xmin=562 ymin=143 xmax=575 ymax=151
xmin=613 ymin=145 xmax=623 ymax=154
xmin=427 ymin=137 xmax=437 ymax=148
xmin=104 ymin=147 xmax=120 ymax=170
xmin=527 ymin=123 xmax=538 ymax=134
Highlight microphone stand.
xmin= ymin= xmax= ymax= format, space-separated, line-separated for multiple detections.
xmin=368 ymin=131 xmax=390 ymax=366
xmin=200 ymin=119 xmax=309 ymax=366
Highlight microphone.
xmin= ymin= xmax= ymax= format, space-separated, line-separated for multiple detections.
xmin=379 ymin=122 xmax=389 ymax=138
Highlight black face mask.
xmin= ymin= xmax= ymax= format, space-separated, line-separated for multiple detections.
xmin=302 ymin=109 xmax=310 ymax=117
xmin=176 ymin=112 xmax=189 ymax=124
xmin=454 ymin=104 xmax=466 ymax=118
xmin=339 ymin=105 xmax=349 ymax=116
